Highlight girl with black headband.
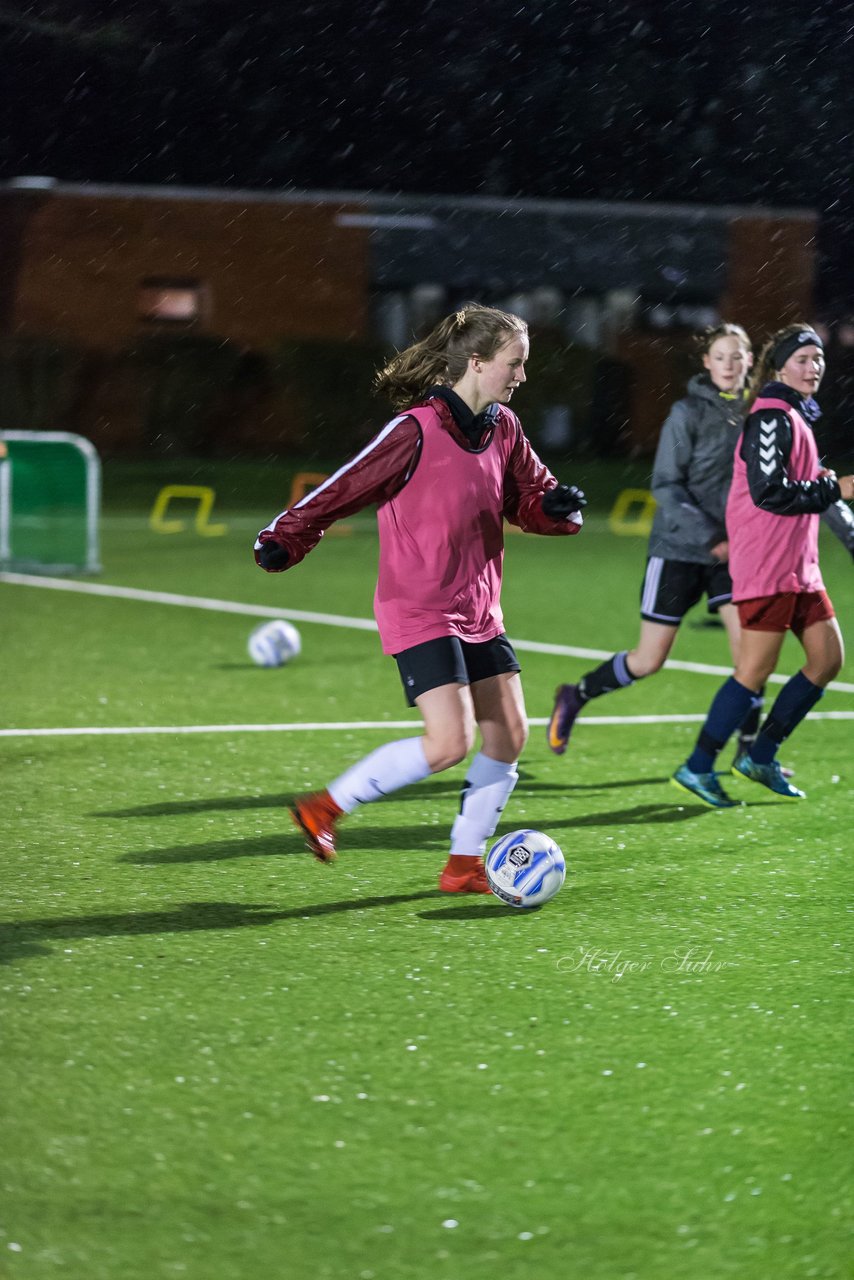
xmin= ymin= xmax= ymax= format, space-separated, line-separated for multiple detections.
xmin=673 ymin=324 xmax=854 ymax=806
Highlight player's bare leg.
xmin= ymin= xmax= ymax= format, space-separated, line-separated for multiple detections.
xmin=548 ymin=621 xmax=677 ymax=754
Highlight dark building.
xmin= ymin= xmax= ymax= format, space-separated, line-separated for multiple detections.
xmin=0 ymin=178 xmax=818 ymax=454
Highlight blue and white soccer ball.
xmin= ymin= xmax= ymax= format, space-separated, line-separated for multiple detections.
xmin=486 ymin=829 xmax=566 ymax=909
xmin=247 ymin=619 xmax=302 ymax=668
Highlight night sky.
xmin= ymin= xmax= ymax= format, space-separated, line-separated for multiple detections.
xmin=3 ymin=0 xmax=854 ymax=307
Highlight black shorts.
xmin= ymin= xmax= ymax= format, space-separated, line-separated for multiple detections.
xmin=394 ymin=634 xmax=521 ymax=707
xmin=640 ymin=556 xmax=732 ymax=624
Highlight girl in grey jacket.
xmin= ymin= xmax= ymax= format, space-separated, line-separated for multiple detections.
xmin=547 ymin=323 xmax=756 ymax=754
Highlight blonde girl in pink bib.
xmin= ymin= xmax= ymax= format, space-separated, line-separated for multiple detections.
xmin=255 ymin=304 xmax=586 ymax=889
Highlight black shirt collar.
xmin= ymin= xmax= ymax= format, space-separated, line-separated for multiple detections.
xmin=427 ymin=385 xmax=500 ymax=444
xmin=761 ymin=381 xmax=822 ymax=423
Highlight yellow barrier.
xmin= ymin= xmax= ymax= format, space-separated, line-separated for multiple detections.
xmin=505 ymin=487 xmax=657 ymax=537
xmin=150 ymin=485 xmax=228 ymax=536
xmin=608 ymin=488 xmax=657 ymax=537
xmin=288 ymin=472 xmax=330 ymax=507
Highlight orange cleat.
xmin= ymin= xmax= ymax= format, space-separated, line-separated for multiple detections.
xmin=438 ymin=855 xmax=492 ymax=894
xmin=289 ymin=790 xmax=344 ymax=863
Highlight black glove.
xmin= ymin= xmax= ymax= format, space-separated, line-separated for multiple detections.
xmin=257 ymin=540 xmax=290 ymax=571
xmin=542 ymin=483 xmax=587 ymax=519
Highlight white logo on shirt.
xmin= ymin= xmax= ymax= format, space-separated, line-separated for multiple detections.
xmin=758 ymin=419 xmax=777 ymax=476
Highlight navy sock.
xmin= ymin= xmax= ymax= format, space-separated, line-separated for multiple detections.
xmin=737 ymin=683 xmax=765 ymax=746
xmin=750 ymin=672 xmax=825 ymax=764
xmin=579 ymin=651 xmax=637 ymax=701
xmin=686 ymin=677 xmax=759 ymax=773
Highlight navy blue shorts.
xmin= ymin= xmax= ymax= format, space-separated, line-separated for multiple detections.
xmin=640 ymin=556 xmax=732 ymax=624
xmin=394 ymin=634 xmax=521 ymax=707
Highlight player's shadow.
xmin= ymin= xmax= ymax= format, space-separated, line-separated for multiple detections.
xmin=392 ymin=775 xmax=669 ymax=798
xmin=417 ymin=902 xmax=541 ymax=921
xmin=518 ymin=777 xmax=669 ymax=793
xmin=96 ymin=775 xmax=672 ymax=822
xmin=95 ymin=777 xmax=465 ymax=820
xmin=544 ymin=802 xmax=709 ymax=828
xmin=96 ymin=794 xmax=300 ymax=819
xmin=359 ymin=801 xmax=706 ymax=842
xmin=118 ymin=797 xmax=705 ymax=865
xmin=0 ymin=893 xmax=437 ymax=965
xmin=119 ymin=826 xmax=449 ymax=865
xmin=214 ymin=663 xmax=287 ymax=671
xmin=119 ymin=836 xmax=303 ymax=864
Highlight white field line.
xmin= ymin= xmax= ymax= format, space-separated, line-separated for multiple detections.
xmin=2 ymin=711 xmax=853 ymax=739
xmin=3 ymin=570 xmax=854 ymax=694
xmin=0 ymin=571 xmax=378 ymax=632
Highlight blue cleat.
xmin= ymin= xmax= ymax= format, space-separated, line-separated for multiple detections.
xmin=547 ymin=683 xmax=585 ymax=755
xmin=671 ymin=763 xmax=738 ymax=809
xmin=731 ymin=754 xmax=806 ymax=800
xmin=734 ymin=742 xmax=794 ymax=778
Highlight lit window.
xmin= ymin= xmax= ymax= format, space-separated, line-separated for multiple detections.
xmin=139 ymin=278 xmax=207 ymax=324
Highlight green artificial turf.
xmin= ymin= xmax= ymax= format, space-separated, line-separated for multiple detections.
xmin=1 ymin=460 xmax=852 ymax=1279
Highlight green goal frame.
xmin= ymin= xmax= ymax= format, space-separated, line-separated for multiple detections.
xmin=0 ymin=431 xmax=101 ymax=575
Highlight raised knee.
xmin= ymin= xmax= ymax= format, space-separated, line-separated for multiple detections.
xmin=482 ymin=719 xmax=527 ymax=764
xmin=806 ymin=659 xmax=841 ymax=687
xmin=511 ymin=720 xmax=529 ymax=757
xmin=426 ymin=733 xmax=473 ymax=773
xmin=436 ymin=747 xmax=469 ymax=772
xmin=735 ymin=665 xmax=772 ymax=692
xmin=628 ymin=654 xmax=663 ymax=679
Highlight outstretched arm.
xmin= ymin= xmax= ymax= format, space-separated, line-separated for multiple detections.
xmin=254 ymin=416 xmax=422 ymax=571
xmin=502 ymin=419 xmax=585 ymax=535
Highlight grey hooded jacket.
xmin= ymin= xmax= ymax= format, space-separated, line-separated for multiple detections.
xmin=647 ymin=373 xmax=745 ymax=564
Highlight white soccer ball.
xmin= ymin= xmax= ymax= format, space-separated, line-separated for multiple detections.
xmin=247 ymin=619 xmax=302 ymax=667
xmin=486 ymin=829 xmax=566 ymax=909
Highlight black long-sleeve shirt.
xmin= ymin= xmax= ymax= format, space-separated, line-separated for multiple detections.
xmin=740 ymin=383 xmax=841 ymax=515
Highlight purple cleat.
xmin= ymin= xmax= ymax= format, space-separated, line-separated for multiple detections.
xmin=547 ymin=683 xmax=584 ymax=755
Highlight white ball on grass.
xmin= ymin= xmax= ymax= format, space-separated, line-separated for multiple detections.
xmin=248 ymin=619 xmax=302 ymax=667
xmin=486 ymin=829 xmax=566 ymax=909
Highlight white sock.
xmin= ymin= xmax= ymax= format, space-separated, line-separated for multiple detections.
xmin=328 ymin=737 xmax=431 ymax=813
xmin=449 ymin=752 xmax=519 ymax=858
